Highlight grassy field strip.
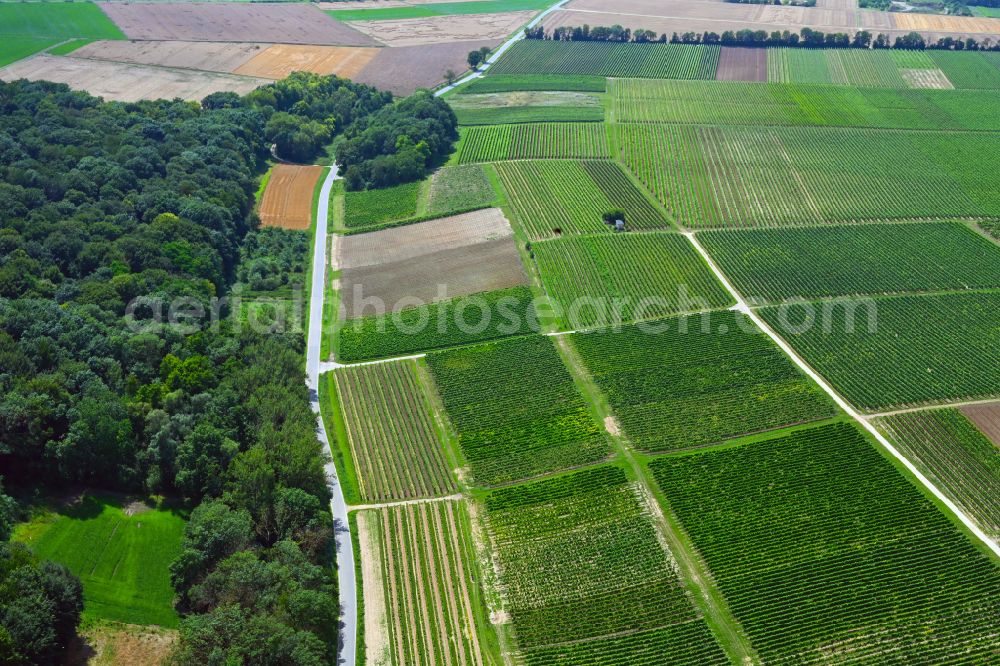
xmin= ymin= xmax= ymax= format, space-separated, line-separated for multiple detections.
xmin=550 ymin=337 xmax=759 ymax=664
xmin=687 ymin=231 xmax=1000 ymax=558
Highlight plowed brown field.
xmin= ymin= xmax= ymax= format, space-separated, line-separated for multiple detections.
xmin=353 ymin=39 xmax=497 ymax=95
xmin=347 ymin=11 xmax=533 ymax=45
xmin=961 ymin=403 xmax=1000 ymax=447
xmin=234 ymin=44 xmax=380 ymax=79
xmin=716 ymin=46 xmax=767 ymax=81
xmin=259 ymin=165 xmax=325 ymax=230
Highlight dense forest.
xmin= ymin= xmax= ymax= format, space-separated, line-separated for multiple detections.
xmin=0 ymin=70 xmax=440 ymax=663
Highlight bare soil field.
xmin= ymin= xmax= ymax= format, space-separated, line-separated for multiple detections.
xmin=0 ymin=54 xmax=267 ymax=102
xmin=902 ymin=68 xmax=954 ymax=89
xmin=716 ymin=46 xmax=767 ymax=81
xmin=894 ymin=12 xmax=1000 ymax=34
xmin=347 ymin=10 xmax=534 ymax=45
xmin=70 ymin=40 xmax=266 ymax=74
xmin=97 ymin=2 xmax=379 ymax=46
xmin=353 ymin=39 xmax=496 ymax=95
xmin=234 ymin=44 xmax=380 ymax=79
xmin=321 ymin=0 xmax=491 ymax=8
xmin=259 ymin=165 xmax=324 ymax=230
xmin=817 ymin=0 xmax=857 ymax=8
xmin=961 ymin=403 xmax=1000 ymax=447
xmin=338 ymin=208 xmax=515 ymax=270
xmin=357 ymin=512 xmax=391 ymax=666
xmin=449 ymin=90 xmax=601 ymax=108
xmin=341 ymin=238 xmax=528 ymax=316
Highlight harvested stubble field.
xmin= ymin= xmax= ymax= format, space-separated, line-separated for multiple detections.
xmin=570 ymin=311 xmax=835 ymax=452
xmin=961 ymin=402 xmax=1000 ymax=446
xmin=357 ymin=500 xmax=494 ymax=665
xmin=330 ymin=360 xmax=457 ymax=502
xmin=482 ymin=465 xmax=727 ymax=663
xmin=760 ymin=292 xmax=1000 ymax=411
xmin=875 ymin=409 xmax=1000 ymax=539
xmin=532 ymin=233 xmax=733 ymax=330
xmin=97 ymin=2 xmax=379 ymax=46
xmin=650 ymin=422 xmax=1000 ymax=664
xmin=494 ymin=160 xmax=669 ymax=239
xmin=716 ymin=46 xmax=767 ymax=82
xmin=0 ymin=54 xmax=268 ymax=102
xmin=70 ymin=40 xmax=266 ymax=74
xmin=894 ymin=11 xmax=1000 ymax=35
xmin=259 ymin=165 xmax=324 ymax=230
xmin=234 ymin=44 xmax=380 ymax=79
xmin=698 ymin=222 xmax=1000 ymax=303
xmin=352 ymin=39 xmax=498 ymax=96
xmin=346 ymin=11 xmax=533 ymax=46
xmin=426 ymin=336 xmax=611 ymax=485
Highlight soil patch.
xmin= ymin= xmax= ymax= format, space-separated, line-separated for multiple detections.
xmin=961 ymin=402 xmax=1000 ymax=448
xmin=901 ymin=67 xmax=954 ymax=89
xmin=357 ymin=512 xmax=391 ymax=665
xmin=449 ymin=90 xmax=601 ymax=108
xmin=259 ymin=165 xmax=324 ymax=230
xmin=347 ymin=11 xmax=534 ymax=45
xmin=353 ymin=39 xmax=497 ymax=95
xmin=69 ymin=623 xmax=177 ymax=666
xmin=0 ymin=54 xmax=268 ymax=101
xmin=97 ymin=2 xmax=379 ymax=46
xmin=71 ymin=40 xmax=265 ymax=73
xmin=716 ymin=46 xmax=767 ymax=81
xmin=604 ymin=416 xmax=622 ymax=437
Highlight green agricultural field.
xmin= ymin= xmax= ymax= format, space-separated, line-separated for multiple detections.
xmin=929 ymin=50 xmax=1000 ymax=89
xmin=571 ymin=311 xmax=835 ymax=452
xmin=14 ymin=495 xmax=184 ymax=628
xmin=618 ymin=123 xmax=1000 ymax=227
xmin=876 ymin=409 xmax=1000 ymax=539
xmin=327 ymin=0 xmax=549 ymax=20
xmin=457 ymin=123 xmax=609 ymax=163
xmin=460 ymin=74 xmax=607 ymax=94
xmin=342 ymin=181 xmax=421 ymax=229
xmin=650 ymin=423 xmax=1000 ymax=663
xmin=533 ymin=232 xmax=733 ymax=330
xmin=357 ymin=501 xmax=500 ymax=665
xmin=329 ymin=359 xmax=456 ymax=503
xmin=487 ymin=40 xmax=720 ymax=79
xmin=610 ymin=78 xmax=1000 ymax=130
xmin=973 ymin=4 xmax=1000 ymax=16
xmin=768 ymin=47 xmax=909 ymax=87
xmin=483 ymin=465 xmax=727 ymax=663
xmin=760 ymin=292 xmax=1000 ymax=411
xmin=0 ymin=36 xmax=61 ymax=67
xmin=699 ymin=222 xmax=1000 ymax=303
xmin=454 ymin=105 xmax=603 ymax=126
xmin=426 ymin=335 xmax=610 ymax=485
xmin=426 ymin=164 xmax=497 ymax=216
xmin=337 ymin=285 xmax=536 ymax=362
xmin=0 ymin=2 xmax=125 ymax=40
xmin=495 ymin=160 xmax=668 ymax=239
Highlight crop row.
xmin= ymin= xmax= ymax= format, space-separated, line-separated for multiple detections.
xmin=610 ymin=78 xmax=1000 ymax=131
xmin=342 ymin=180 xmax=421 ymax=229
xmin=699 ymin=222 xmax=1000 ymax=303
xmin=494 ymin=159 xmax=667 ymax=239
xmin=650 ymin=422 xmax=1000 ymax=663
xmin=332 ymin=359 xmax=455 ymax=503
xmin=487 ymin=40 xmax=719 ymax=79
xmin=425 ymin=335 xmax=610 ymax=485
xmin=337 ymin=285 xmax=536 ymax=362
xmin=760 ymin=292 xmax=1000 ymax=411
xmin=767 ymin=47 xmax=913 ymax=88
xmin=617 ymin=123 xmax=1000 ymax=227
xmin=361 ymin=501 xmax=487 ymax=665
xmin=875 ymin=409 xmax=1000 ymax=538
xmin=455 ymin=105 xmax=604 ymax=126
xmin=532 ymin=232 xmax=733 ymax=330
xmin=929 ymin=50 xmax=1000 ymax=89
xmin=457 ymin=123 xmax=609 ymax=164
xmin=570 ymin=311 xmax=834 ymax=452
xmin=521 ymin=622 xmax=728 ymax=666
xmin=483 ymin=465 xmax=723 ymax=656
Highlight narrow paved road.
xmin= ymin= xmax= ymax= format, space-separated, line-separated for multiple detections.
xmin=685 ymin=232 xmax=1000 ymax=558
xmin=306 ymin=165 xmax=358 ymax=665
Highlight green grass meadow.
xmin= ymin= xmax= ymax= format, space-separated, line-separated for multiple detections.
xmin=327 ymin=0 xmax=549 ymax=21
xmin=14 ymin=495 xmax=185 ymax=628
xmin=0 ymin=2 xmax=125 ymax=40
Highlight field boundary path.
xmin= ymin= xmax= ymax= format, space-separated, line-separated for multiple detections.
xmin=685 ymin=231 xmax=1000 ymax=559
xmin=306 ymin=165 xmax=359 ymax=666
xmin=435 ymin=0 xmax=570 ymax=96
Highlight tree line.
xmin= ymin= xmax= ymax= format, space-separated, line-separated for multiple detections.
xmin=525 ymin=23 xmax=1000 ymax=51
xmin=0 ymin=73 xmax=402 ymax=663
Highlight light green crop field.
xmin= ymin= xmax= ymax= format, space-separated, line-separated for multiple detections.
xmin=14 ymin=495 xmax=185 ymax=628
xmin=0 ymin=2 xmax=125 ymax=40
xmin=327 ymin=0 xmax=549 ymax=20
xmin=0 ymin=35 xmax=61 ymax=67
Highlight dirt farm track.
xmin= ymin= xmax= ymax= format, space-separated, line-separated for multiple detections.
xmin=259 ymin=165 xmax=325 ymax=231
